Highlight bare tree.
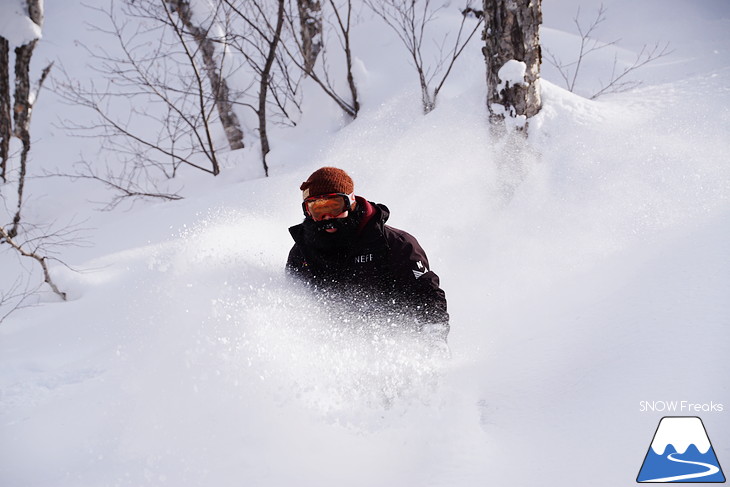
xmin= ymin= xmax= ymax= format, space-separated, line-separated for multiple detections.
xmin=1 ymin=0 xmax=68 ymax=318
xmin=1 ymin=225 xmax=67 ymax=302
xmin=284 ymin=0 xmax=360 ymax=119
xmin=297 ymin=0 xmax=323 ymax=75
xmin=1 ymin=37 xmax=10 ymax=183
xmin=8 ymin=62 xmax=52 ymax=239
xmin=544 ymin=5 xmax=671 ymax=100
xmin=53 ymin=0 xmax=250 ymax=206
xmin=5 ymin=0 xmax=51 ymax=239
xmin=224 ymin=0 xmax=300 ymax=176
xmin=329 ymin=0 xmax=360 ymax=118
xmin=2 ymin=0 xmax=53 ymax=245
xmin=163 ymin=0 xmax=245 ymax=150
xmin=44 ymin=160 xmax=184 ymax=211
xmin=366 ymin=0 xmax=483 ymax=114
xmin=481 ymin=0 xmax=542 ymax=205
xmin=257 ymin=0 xmax=286 ymax=177
xmin=0 ymin=277 xmax=40 ymax=324
xmin=483 ymin=0 xmax=542 ymax=131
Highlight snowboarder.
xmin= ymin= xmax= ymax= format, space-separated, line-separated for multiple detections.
xmin=286 ymin=167 xmax=449 ymax=343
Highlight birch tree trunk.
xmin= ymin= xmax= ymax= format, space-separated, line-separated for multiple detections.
xmin=0 ymin=1 xmax=67 ymax=304
xmin=165 ymin=0 xmax=245 ymax=151
xmin=483 ymin=0 xmax=542 ymax=130
xmin=297 ymin=0 xmax=322 ymax=75
xmin=9 ymin=0 xmax=44 ymax=237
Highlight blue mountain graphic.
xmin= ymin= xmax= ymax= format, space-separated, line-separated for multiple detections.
xmin=638 ymin=443 xmax=726 ymax=483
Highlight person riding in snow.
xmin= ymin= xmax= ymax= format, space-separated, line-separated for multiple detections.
xmin=286 ymin=167 xmax=449 ymax=342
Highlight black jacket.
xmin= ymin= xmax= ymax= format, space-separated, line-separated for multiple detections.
xmin=287 ymin=198 xmax=449 ymax=336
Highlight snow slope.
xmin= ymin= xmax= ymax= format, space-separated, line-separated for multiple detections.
xmin=1 ymin=1 xmax=729 ymax=486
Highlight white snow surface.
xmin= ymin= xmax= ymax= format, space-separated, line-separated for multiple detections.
xmin=0 ymin=0 xmax=42 ymax=48
xmin=498 ymin=59 xmax=527 ymax=86
xmin=651 ymin=417 xmax=712 ymax=455
xmin=1 ymin=1 xmax=730 ymax=486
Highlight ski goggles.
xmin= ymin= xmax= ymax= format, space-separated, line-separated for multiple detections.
xmin=302 ymin=192 xmax=356 ymax=220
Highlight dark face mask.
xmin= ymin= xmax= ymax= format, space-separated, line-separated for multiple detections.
xmin=302 ymin=208 xmax=362 ymax=254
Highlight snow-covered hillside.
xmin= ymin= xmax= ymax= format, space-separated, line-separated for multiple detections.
xmin=1 ymin=1 xmax=729 ymax=486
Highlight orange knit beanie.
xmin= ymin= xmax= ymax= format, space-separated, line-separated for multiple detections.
xmin=300 ymin=167 xmax=354 ymax=199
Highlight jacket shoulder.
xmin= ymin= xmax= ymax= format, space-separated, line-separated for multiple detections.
xmin=383 ymin=224 xmax=422 ymax=252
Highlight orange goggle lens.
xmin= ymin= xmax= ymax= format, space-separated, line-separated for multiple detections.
xmin=303 ymin=194 xmax=350 ymax=220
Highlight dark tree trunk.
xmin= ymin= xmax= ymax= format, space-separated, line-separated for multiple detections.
xmin=1 ymin=37 xmax=10 ymax=183
xmin=483 ymin=0 xmax=542 ymax=129
xmin=343 ymin=28 xmax=359 ymax=118
xmin=7 ymin=0 xmax=43 ymax=237
xmin=165 ymin=0 xmax=245 ymax=151
xmin=297 ymin=0 xmax=322 ymax=75
xmin=13 ymin=42 xmax=36 ymax=141
xmin=258 ymin=0 xmax=286 ymax=177
xmin=9 ymin=39 xmax=38 ymax=237
xmin=11 ymin=0 xmax=43 ymax=141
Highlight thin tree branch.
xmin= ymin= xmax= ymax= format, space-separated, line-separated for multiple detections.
xmin=0 ymin=225 xmax=67 ymax=300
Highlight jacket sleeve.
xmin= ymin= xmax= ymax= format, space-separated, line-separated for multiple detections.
xmin=386 ymin=228 xmax=449 ymax=336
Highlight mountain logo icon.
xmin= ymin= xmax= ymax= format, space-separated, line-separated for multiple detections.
xmin=637 ymin=416 xmax=726 ymax=483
